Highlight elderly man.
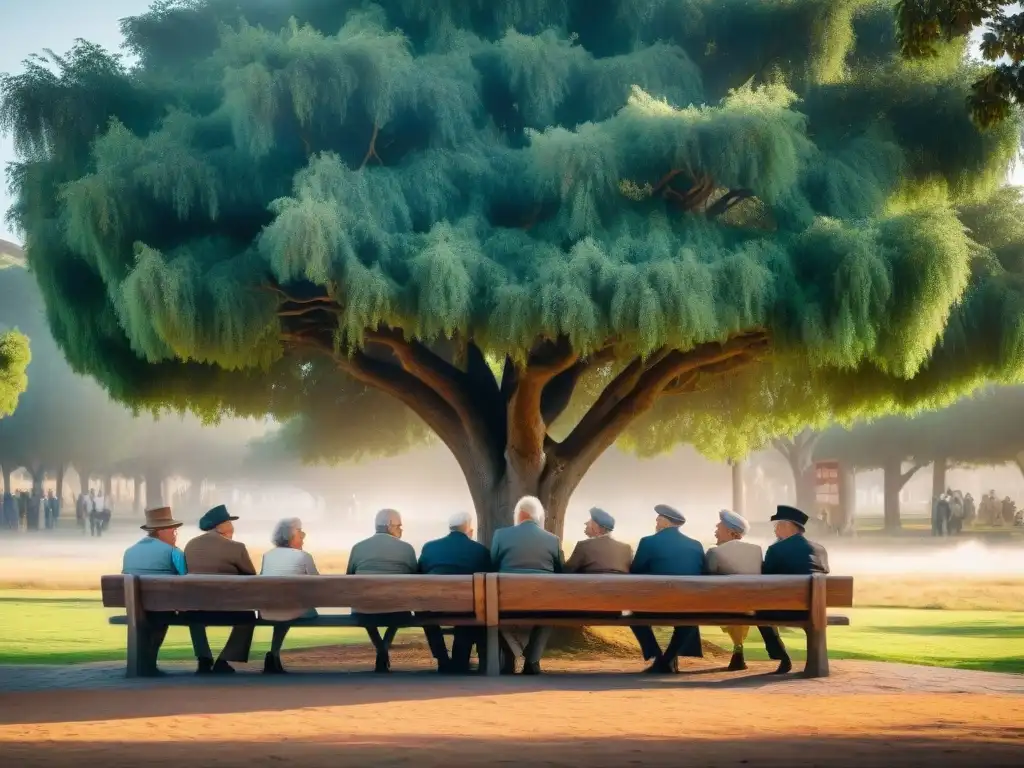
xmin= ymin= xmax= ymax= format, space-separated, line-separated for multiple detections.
xmin=705 ymin=508 xmax=765 ymax=671
xmin=418 ymin=511 xmax=493 ymax=673
xmin=630 ymin=504 xmax=706 ymax=673
xmin=347 ymin=508 xmax=418 ymax=672
xmin=121 ymin=506 xmax=201 ymax=675
xmin=183 ymin=504 xmax=257 ymax=674
xmin=761 ymin=504 xmax=831 ymax=674
xmin=565 ymin=507 xmax=633 ymax=574
xmin=490 ymin=496 xmax=563 ymax=675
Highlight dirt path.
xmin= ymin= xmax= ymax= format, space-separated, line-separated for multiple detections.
xmin=1 ymin=651 xmax=1021 ymax=767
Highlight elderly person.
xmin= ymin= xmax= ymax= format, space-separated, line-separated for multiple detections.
xmin=418 ymin=511 xmax=493 ymax=673
xmin=705 ymin=509 xmax=765 ymax=671
xmin=761 ymin=505 xmax=831 ymax=674
xmin=490 ymin=496 xmax=564 ymax=675
xmin=183 ymin=505 xmax=257 ymax=674
xmin=259 ymin=517 xmax=320 ymax=674
xmin=630 ymin=504 xmax=706 ymax=674
xmin=565 ymin=507 xmax=633 ymax=574
xmin=347 ymin=508 xmax=418 ymax=672
xmin=121 ymin=506 xmax=208 ymax=675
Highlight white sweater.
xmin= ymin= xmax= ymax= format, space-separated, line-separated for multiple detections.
xmin=259 ymin=547 xmax=319 ymax=621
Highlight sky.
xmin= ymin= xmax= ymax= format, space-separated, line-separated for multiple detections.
xmin=0 ymin=1 xmax=1021 ymax=244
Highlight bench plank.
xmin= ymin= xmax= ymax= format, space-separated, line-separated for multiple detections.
xmin=495 ymin=574 xmax=854 ymax=613
xmin=108 ymin=614 xmax=480 ymax=627
xmin=102 ymin=575 xmax=476 ymax=614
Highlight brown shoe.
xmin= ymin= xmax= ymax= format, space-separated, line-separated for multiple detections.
xmin=727 ymin=651 xmax=748 ymax=671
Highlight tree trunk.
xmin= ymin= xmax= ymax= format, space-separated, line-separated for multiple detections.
xmin=78 ymin=467 xmax=92 ymax=496
xmin=838 ymin=463 xmax=856 ymax=534
xmin=1 ymin=465 xmax=10 ymax=494
xmin=30 ymin=467 xmax=44 ymax=496
xmin=133 ymin=476 xmax=142 ymax=513
xmin=773 ymin=430 xmax=821 ymax=515
xmin=882 ymin=457 xmax=902 ymax=532
xmin=55 ymin=464 xmax=65 ymax=504
xmin=103 ymin=474 xmax=113 ymax=498
xmin=932 ymin=458 xmax=947 ymax=499
xmin=730 ymin=458 xmax=746 ymax=516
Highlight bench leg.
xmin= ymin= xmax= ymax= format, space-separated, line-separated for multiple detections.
xmin=365 ymin=627 xmax=385 ymax=653
xmin=803 ymin=626 xmax=829 ymax=677
xmin=485 ymin=626 xmax=500 ymax=676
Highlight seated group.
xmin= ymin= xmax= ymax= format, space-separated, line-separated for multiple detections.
xmin=124 ymin=496 xmax=830 ymax=676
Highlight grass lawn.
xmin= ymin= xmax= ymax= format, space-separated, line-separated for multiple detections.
xmin=2 ymin=590 xmax=1021 ymax=673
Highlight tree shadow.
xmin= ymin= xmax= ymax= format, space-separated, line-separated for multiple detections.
xmin=0 ymin=669 xmax=818 ymax=726
xmin=1 ymin=734 xmax=1021 ymax=767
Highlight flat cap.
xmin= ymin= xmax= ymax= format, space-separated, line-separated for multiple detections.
xmin=589 ymin=507 xmax=616 ymax=531
xmin=654 ymin=503 xmax=685 ymax=525
xmin=718 ymin=508 xmax=750 ymax=536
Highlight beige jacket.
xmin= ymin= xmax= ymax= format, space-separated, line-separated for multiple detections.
xmin=705 ymin=539 xmax=763 ymax=576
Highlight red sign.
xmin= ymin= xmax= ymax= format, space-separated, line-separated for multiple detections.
xmin=814 ymin=460 xmax=840 ymax=507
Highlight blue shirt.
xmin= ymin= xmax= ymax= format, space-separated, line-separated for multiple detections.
xmin=122 ymin=536 xmax=188 ymax=576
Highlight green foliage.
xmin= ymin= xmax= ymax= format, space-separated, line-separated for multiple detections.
xmin=2 ymin=0 xmax=1023 ymax=467
xmin=0 ymin=329 xmax=30 ymax=418
xmin=896 ymin=1 xmax=1024 ymax=127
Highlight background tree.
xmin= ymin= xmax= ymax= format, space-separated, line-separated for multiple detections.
xmin=0 ymin=328 xmax=30 ymax=420
xmin=897 ymin=0 xmax=1024 ymax=127
xmin=4 ymin=0 xmax=1024 ymax=543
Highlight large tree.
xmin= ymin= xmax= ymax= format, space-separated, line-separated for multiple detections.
xmin=4 ymin=0 xmax=1024 ymax=543
xmin=897 ymin=1 xmax=1024 ymax=127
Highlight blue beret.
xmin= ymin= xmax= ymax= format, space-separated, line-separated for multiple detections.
xmin=719 ymin=508 xmax=750 ymax=535
xmin=589 ymin=507 xmax=615 ymax=531
xmin=654 ymin=504 xmax=685 ymax=524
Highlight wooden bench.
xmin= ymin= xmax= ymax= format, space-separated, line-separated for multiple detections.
xmin=101 ymin=573 xmax=853 ymax=678
xmin=101 ymin=574 xmax=486 ymax=677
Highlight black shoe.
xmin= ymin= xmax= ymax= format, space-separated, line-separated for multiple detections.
xmin=644 ymin=658 xmax=674 ymax=674
xmin=212 ymin=659 xmax=236 ymax=674
xmin=263 ymin=653 xmax=286 ymax=674
xmin=727 ymin=651 xmax=748 ymax=671
xmin=772 ymin=655 xmax=793 ymax=675
xmin=196 ymin=657 xmax=214 ymax=675
xmin=374 ymin=652 xmax=391 ymax=673
xmin=143 ymin=666 xmax=168 ymax=677
xmin=499 ymin=653 xmax=517 ymax=675
xmin=522 ymin=661 xmax=542 ymax=675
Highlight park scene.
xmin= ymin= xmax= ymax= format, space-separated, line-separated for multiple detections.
xmin=0 ymin=0 xmax=1023 ymax=766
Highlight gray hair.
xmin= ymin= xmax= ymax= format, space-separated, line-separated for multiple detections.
xmin=514 ymin=496 xmax=544 ymax=524
xmin=272 ymin=517 xmax=302 ymax=548
xmin=448 ymin=511 xmax=473 ymax=531
xmin=375 ymin=508 xmax=401 ymax=533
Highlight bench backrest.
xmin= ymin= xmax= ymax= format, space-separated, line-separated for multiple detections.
xmin=102 ymin=573 xmax=853 ymax=618
xmin=101 ymin=574 xmax=483 ymax=616
xmin=495 ymin=574 xmax=854 ymax=613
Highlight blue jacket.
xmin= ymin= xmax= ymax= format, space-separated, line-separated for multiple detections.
xmin=630 ymin=526 xmax=705 ymax=576
xmin=418 ymin=531 xmax=493 ymax=575
xmin=763 ymin=534 xmax=830 ymax=575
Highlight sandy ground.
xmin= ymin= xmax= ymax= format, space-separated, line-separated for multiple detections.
xmin=1 ymin=644 xmax=1021 ymax=768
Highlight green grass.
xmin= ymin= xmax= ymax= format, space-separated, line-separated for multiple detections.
xmin=2 ymin=590 xmax=1022 ymax=673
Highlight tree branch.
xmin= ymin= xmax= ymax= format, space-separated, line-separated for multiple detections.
xmin=360 ymin=122 xmax=382 ymax=169
xmin=556 ymin=330 xmax=770 ymax=481
xmin=540 ymin=343 xmax=617 ymax=426
xmin=706 ymin=188 xmax=755 ymax=218
xmin=899 ymin=461 xmax=927 ymax=488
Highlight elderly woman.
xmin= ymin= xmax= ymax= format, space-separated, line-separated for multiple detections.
xmin=259 ymin=517 xmax=319 ymax=674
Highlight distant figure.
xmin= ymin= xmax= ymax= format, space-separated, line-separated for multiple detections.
xmin=490 ymin=496 xmax=564 ymax=675
xmin=963 ymin=493 xmax=976 ymax=525
xmin=705 ymin=509 xmax=764 ymax=671
xmin=26 ymin=490 xmax=42 ymax=530
xmin=630 ymin=504 xmax=706 ymax=674
xmin=183 ymin=505 xmax=257 ymax=674
xmin=761 ymin=504 xmax=831 ymax=675
xmin=932 ymin=495 xmax=951 ymax=536
xmin=418 ymin=511 xmax=493 ymax=673
xmin=347 ymin=508 xmax=418 ymax=673
xmin=1001 ymin=496 xmax=1017 ymax=526
xmin=121 ymin=506 xmax=198 ymax=675
xmin=564 ymin=507 xmax=633 ymax=574
xmin=2 ymin=491 xmax=16 ymax=530
xmin=17 ymin=491 xmax=28 ymax=529
xmin=259 ymin=517 xmax=319 ymax=674
xmin=44 ymin=490 xmax=59 ymax=530
xmin=89 ymin=488 xmax=110 ymax=536
xmin=75 ymin=491 xmax=88 ymax=532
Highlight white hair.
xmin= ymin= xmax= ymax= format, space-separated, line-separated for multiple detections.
xmin=448 ymin=511 xmax=473 ymax=531
xmin=375 ymin=508 xmax=401 ymax=532
xmin=271 ymin=517 xmax=302 ymax=548
xmin=514 ymin=496 xmax=544 ymax=524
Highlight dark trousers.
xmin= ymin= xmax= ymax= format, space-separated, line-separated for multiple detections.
xmin=183 ymin=611 xmax=256 ymax=663
xmin=143 ymin=612 xmax=246 ymax=670
xmin=422 ymin=625 xmax=483 ymax=670
xmin=631 ymin=625 xmax=703 ymax=662
xmin=757 ymin=625 xmax=789 ymax=660
xmin=353 ymin=611 xmax=411 ymax=661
